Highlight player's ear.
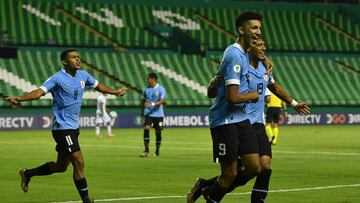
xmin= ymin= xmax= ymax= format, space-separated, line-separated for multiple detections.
xmin=238 ymin=25 xmax=245 ymax=35
xmin=61 ymin=59 xmax=67 ymax=66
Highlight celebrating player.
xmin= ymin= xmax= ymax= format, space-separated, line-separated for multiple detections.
xmin=6 ymin=49 xmax=127 ymax=203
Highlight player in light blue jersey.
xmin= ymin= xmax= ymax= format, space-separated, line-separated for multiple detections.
xmin=139 ymin=72 xmax=166 ymax=158
xmin=188 ymin=39 xmax=310 ymax=203
xmin=188 ymin=12 xmax=262 ymax=203
xmin=245 ymin=39 xmax=309 ymax=202
xmin=6 ymin=49 xmax=127 ymax=203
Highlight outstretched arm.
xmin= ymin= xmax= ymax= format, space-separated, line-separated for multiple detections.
xmin=267 ymin=83 xmax=310 ymax=115
xmin=6 ymin=88 xmax=45 ymax=104
xmin=95 ymin=82 xmax=127 ymax=96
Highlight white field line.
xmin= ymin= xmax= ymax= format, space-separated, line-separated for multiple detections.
xmin=52 ymin=183 xmax=360 ymax=203
xmin=274 ymin=150 xmax=360 ymax=156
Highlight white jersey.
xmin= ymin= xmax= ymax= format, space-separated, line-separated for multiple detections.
xmin=96 ymin=94 xmax=111 ymax=124
xmin=96 ymin=94 xmax=107 ymax=115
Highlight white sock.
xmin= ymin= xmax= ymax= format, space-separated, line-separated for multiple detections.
xmin=107 ymin=124 xmax=112 ymax=135
xmin=95 ymin=126 xmax=100 ymax=136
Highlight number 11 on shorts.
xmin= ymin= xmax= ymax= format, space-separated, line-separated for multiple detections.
xmin=65 ymin=135 xmax=73 ymax=146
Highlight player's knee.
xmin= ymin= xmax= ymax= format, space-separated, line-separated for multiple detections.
xmin=246 ymin=163 xmax=261 ymax=177
xmin=261 ymin=159 xmax=271 ymax=170
xmin=72 ymin=158 xmax=85 ymax=170
xmin=144 ymin=125 xmax=151 ymax=130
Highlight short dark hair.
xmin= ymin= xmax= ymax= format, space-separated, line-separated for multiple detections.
xmin=147 ymin=72 xmax=158 ymax=80
xmin=60 ymin=49 xmax=78 ymax=62
xmin=235 ymin=11 xmax=263 ymax=33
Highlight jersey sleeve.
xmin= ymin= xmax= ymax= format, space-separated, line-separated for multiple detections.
xmin=265 ymin=88 xmax=271 ymax=96
xmin=268 ymin=75 xmax=275 ymax=84
xmin=40 ymin=76 xmax=57 ymax=94
xmin=85 ymin=71 xmax=98 ymax=89
xmin=222 ymin=49 xmax=244 ymax=86
xmin=160 ymin=87 xmax=166 ymax=100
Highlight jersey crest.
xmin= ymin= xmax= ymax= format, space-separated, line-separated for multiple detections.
xmin=263 ymin=74 xmax=269 ymax=81
xmin=233 ymin=64 xmax=241 ymax=73
xmin=80 ymin=81 xmax=85 ymax=88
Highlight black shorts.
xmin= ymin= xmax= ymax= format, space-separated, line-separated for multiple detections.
xmin=252 ymin=123 xmax=272 ymax=157
xmin=211 ymin=119 xmax=258 ymax=163
xmin=144 ymin=116 xmax=164 ymax=130
xmin=266 ymin=107 xmax=281 ymax=123
xmin=52 ymin=129 xmax=80 ymax=153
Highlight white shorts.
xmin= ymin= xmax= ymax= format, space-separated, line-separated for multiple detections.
xmin=96 ymin=113 xmax=111 ymax=124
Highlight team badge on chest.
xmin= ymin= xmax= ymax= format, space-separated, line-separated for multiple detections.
xmin=80 ymin=81 xmax=85 ymax=88
xmin=263 ymin=74 xmax=269 ymax=81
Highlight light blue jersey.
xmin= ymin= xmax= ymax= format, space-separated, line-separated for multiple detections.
xmin=143 ymin=84 xmax=166 ymax=117
xmin=246 ymin=62 xmax=274 ymax=124
xmin=209 ymin=43 xmax=250 ymax=128
xmin=40 ymin=69 xmax=98 ymax=130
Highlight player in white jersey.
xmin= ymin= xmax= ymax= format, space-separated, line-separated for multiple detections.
xmin=95 ymin=93 xmax=115 ymax=137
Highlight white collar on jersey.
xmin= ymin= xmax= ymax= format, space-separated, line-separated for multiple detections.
xmin=152 ymin=84 xmax=159 ymax=89
xmin=232 ymin=43 xmax=245 ymax=54
xmin=62 ymin=69 xmax=76 ymax=78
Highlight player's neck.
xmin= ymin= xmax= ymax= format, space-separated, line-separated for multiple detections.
xmin=151 ymin=83 xmax=158 ymax=88
xmin=236 ymin=37 xmax=248 ymax=52
xmin=250 ymin=58 xmax=260 ymax=68
xmin=64 ymin=67 xmax=77 ymax=77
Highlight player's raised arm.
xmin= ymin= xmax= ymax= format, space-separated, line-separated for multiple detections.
xmin=95 ymin=82 xmax=127 ymax=96
xmin=267 ymin=82 xmax=310 ymax=115
xmin=6 ymin=88 xmax=45 ymax=104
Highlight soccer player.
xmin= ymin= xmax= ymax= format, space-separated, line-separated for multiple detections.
xmin=95 ymin=93 xmax=114 ymax=137
xmin=140 ymin=72 xmax=166 ymax=158
xmin=187 ymin=39 xmax=310 ymax=203
xmin=188 ymin=12 xmax=263 ymax=203
xmin=265 ymin=91 xmax=287 ymax=145
xmin=6 ymin=49 xmax=127 ymax=203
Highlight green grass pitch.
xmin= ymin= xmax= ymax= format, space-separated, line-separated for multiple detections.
xmin=0 ymin=126 xmax=359 ymax=203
